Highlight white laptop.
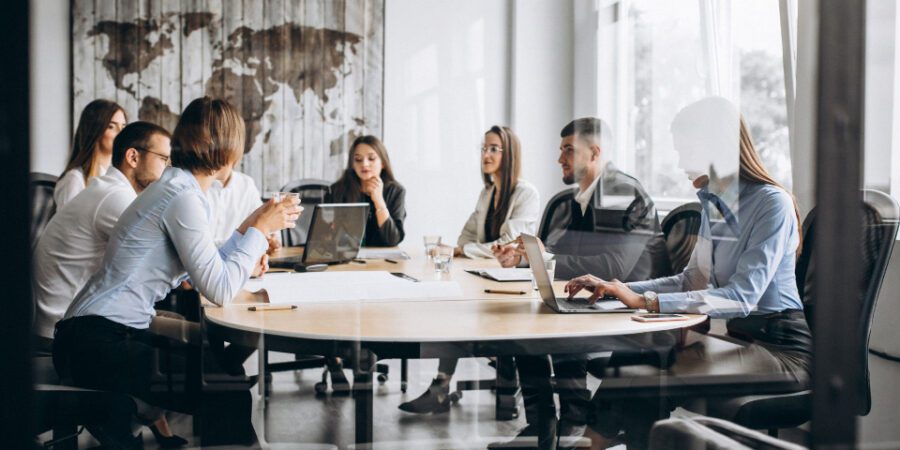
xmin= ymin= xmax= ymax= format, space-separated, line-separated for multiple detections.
xmin=521 ymin=234 xmax=638 ymax=314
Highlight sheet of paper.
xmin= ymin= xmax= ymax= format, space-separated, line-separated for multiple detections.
xmin=469 ymin=268 xmax=533 ymax=282
xmin=356 ymin=248 xmax=411 ymax=260
xmin=242 ymin=271 xmax=463 ymax=304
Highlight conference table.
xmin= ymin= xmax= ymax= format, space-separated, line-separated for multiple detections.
xmin=203 ymin=246 xmax=708 ymax=446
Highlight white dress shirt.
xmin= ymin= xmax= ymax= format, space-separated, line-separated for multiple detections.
xmin=573 ymin=173 xmax=602 ymax=215
xmin=457 ymin=180 xmax=540 ymax=258
xmin=33 ymin=167 xmax=136 ymax=338
xmin=54 ymin=165 xmax=109 ymax=210
xmin=206 ymin=170 xmax=263 ymax=243
xmin=64 ymin=167 xmax=268 ymax=329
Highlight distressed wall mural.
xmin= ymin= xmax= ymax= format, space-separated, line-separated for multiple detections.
xmin=73 ymin=0 xmax=384 ymax=192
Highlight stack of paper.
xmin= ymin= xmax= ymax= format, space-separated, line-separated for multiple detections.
xmin=356 ymin=248 xmax=411 ymax=260
xmin=242 ymin=271 xmax=463 ymax=304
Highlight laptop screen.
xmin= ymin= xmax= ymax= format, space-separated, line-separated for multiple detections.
xmin=302 ymin=203 xmax=369 ymax=265
xmin=521 ymin=234 xmax=558 ymax=307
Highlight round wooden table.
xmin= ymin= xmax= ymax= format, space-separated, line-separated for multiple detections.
xmin=204 ymin=246 xmax=707 ymax=446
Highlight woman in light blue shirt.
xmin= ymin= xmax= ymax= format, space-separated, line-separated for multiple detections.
xmin=53 ymin=97 xmax=301 ymax=448
xmin=564 ymin=97 xmax=812 ymax=449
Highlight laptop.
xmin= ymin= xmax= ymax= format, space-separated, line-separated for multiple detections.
xmin=521 ymin=234 xmax=638 ymax=314
xmin=270 ymin=203 xmax=369 ymax=271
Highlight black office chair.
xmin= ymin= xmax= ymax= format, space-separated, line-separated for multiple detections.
xmin=276 ymin=178 xmax=330 ymax=247
xmin=660 ymin=202 xmax=702 ymax=274
xmin=705 ymin=189 xmax=899 ymax=437
xmin=30 ymin=172 xmax=57 ymax=249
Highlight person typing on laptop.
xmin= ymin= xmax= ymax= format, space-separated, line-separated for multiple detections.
xmin=490 ymin=118 xmax=665 ymax=449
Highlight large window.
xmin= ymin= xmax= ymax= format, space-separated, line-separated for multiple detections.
xmin=600 ymin=0 xmax=793 ymax=203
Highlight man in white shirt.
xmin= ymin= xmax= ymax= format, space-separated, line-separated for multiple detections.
xmin=206 ymin=165 xmax=281 ymax=251
xmin=32 ymin=121 xmax=172 ymax=350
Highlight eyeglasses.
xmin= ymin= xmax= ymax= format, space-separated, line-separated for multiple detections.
xmin=481 ymin=145 xmax=503 ymax=155
xmin=134 ymin=147 xmax=172 ymax=166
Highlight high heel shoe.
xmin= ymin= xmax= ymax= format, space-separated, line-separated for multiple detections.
xmin=149 ymin=424 xmax=188 ymax=448
xmin=398 ymin=376 xmax=451 ymax=414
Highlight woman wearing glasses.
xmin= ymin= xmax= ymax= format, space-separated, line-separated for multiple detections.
xmin=399 ymin=125 xmax=539 ymax=414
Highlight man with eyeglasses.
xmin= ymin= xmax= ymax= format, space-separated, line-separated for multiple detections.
xmin=491 ymin=118 xmax=667 ymax=450
xmin=33 ymin=121 xmax=172 ymax=352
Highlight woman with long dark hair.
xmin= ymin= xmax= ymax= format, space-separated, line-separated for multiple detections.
xmin=563 ymin=97 xmax=810 ymax=449
xmin=399 ymin=125 xmax=539 ymax=414
xmin=55 ymin=99 xmax=127 ymax=209
xmin=328 ymin=135 xmax=406 ymax=246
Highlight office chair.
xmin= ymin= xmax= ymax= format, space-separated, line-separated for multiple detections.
xmin=277 ymin=178 xmax=331 ymax=247
xmin=704 ymin=189 xmax=899 ymax=437
xmin=30 ymin=172 xmax=57 ymax=249
xmin=660 ymin=202 xmax=702 ymax=274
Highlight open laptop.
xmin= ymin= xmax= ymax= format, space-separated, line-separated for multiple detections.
xmin=270 ymin=203 xmax=368 ymax=271
xmin=521 ymin=234 xmax=638 ymax=314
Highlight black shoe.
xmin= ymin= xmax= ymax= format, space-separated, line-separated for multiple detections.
xmin=488 ymin=417 xmax=557 ymax=450
xmin=329 ymin=365 xmax=352 ymax=396
xmin=398 ymin=377 xmax=451 ymax=414
xmin=149 ymin=424 xmax=188 ymax=448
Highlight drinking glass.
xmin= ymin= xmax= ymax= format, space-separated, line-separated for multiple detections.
xmin=423 ymin=235 xmax=442 ymax=259
xmin=532 ymin=257 xmax=557 ymax=291
xmin=432 ymin=245 xmax=454 ymax=274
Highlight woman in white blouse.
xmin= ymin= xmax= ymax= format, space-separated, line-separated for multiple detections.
xmin=455 ymin=125 xmax=540 ymax=258
xmin=54 ymin=99 xmax=127 ymax=210
xmin=400 ymin=125 xmax=540 ymax=414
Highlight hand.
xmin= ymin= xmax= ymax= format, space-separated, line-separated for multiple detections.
xmin=251 ymin=254 xmax=269 ymax=278
xmin=362 ymin=177 xmax=385 ymax=205
xmin=266 ymin=233 xmax=282 ymax=256
xmin=239 ymin=197 xmax=303 ymax=236
xmin=564 ymin=275 xmax=644 ymax=307
xmin=454 ymin=246 xmax=464 ymax=257
xmin=492 ymin=244 xmax=521 ymax=268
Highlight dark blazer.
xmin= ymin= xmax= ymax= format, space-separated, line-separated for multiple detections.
xmin=327 ymin=179 xmax=406 ymax=247
xmin=538 ymin=163 xmax=670 ymax=281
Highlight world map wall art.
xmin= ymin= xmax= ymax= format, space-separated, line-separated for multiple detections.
xmin=72 ymin=0 xmax=385 ymax=193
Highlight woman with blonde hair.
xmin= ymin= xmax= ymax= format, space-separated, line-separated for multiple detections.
xmin=55 ymin=99 xmax=127 ymax=209
xmin=564 ymin=97 xmax=810 ymax=449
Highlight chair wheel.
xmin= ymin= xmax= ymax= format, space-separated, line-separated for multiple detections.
xmin=377 ymin=373 xmax=388 ymax=383
xmin=314 ymin=381 xmax=328 ymax=395
xmin=401 ymin=381 xmax=408 ymax=393
xmin=449 ymin=391 xmax=462 ymax=403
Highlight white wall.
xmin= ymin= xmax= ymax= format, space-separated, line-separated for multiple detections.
xmin=384 ymin=0 xmax=577 ymax=249
xmin=384 ymin=0 xmax=513 ymax=248
xmin=29 ymin=0 xmax=71 ymax=176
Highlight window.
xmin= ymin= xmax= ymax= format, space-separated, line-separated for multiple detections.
xmin=598 ymin=0 xmax=794 ymax=204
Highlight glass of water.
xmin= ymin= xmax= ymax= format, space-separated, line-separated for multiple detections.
xmin=432 ymin=245 xmax=454 ymax=274
xmin=532 ymin=257 xmax=556 ymax=291
xmin=423 ymin=235 xmax=442 ymax=259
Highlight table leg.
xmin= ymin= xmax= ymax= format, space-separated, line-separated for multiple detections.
xmin=352 ymin=345 xmax=375 ymax=446
xmin=494 ymin=356 xmax=520 ymax=421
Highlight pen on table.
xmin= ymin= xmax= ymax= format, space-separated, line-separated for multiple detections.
xmin=484 ymin=289 xmax=527 ymax=295
xmin=384 ymin=258 xmax=399 ymax=264
xmin=247 ymin=304 xmax=298 ymax=311
xmin=351 ymin=259 xmax=367 ymax=264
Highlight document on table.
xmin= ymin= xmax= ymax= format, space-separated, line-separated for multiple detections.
xmin=465 ymin=268 xmax=533 ymax=282
xmin=242 ymin=271 xmax=463 ymax=304
xmin=356 ymin=248 xmax=411 ymax=260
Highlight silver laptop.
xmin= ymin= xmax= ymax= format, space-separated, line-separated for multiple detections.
xmin=521 ymin=234 xmax=638 ymax=314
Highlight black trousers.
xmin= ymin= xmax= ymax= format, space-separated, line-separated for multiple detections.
xmin=53 ymin=315 xmax=188 ymax=412
xmin=516 ymin=354 xmax=592 ymax=427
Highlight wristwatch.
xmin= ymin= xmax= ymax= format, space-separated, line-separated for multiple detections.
xmin=643 ymin=291 xmax=659 ymax=312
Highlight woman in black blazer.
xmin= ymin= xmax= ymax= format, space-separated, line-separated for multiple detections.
xmin=322 ymin=135 xmax=406 ymax=392
xmin=328 ymin=135 xmax=406 ymax=247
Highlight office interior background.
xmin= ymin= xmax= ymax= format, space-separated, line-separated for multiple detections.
xmin=2 ymin=0 xmax=899 ymax=448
